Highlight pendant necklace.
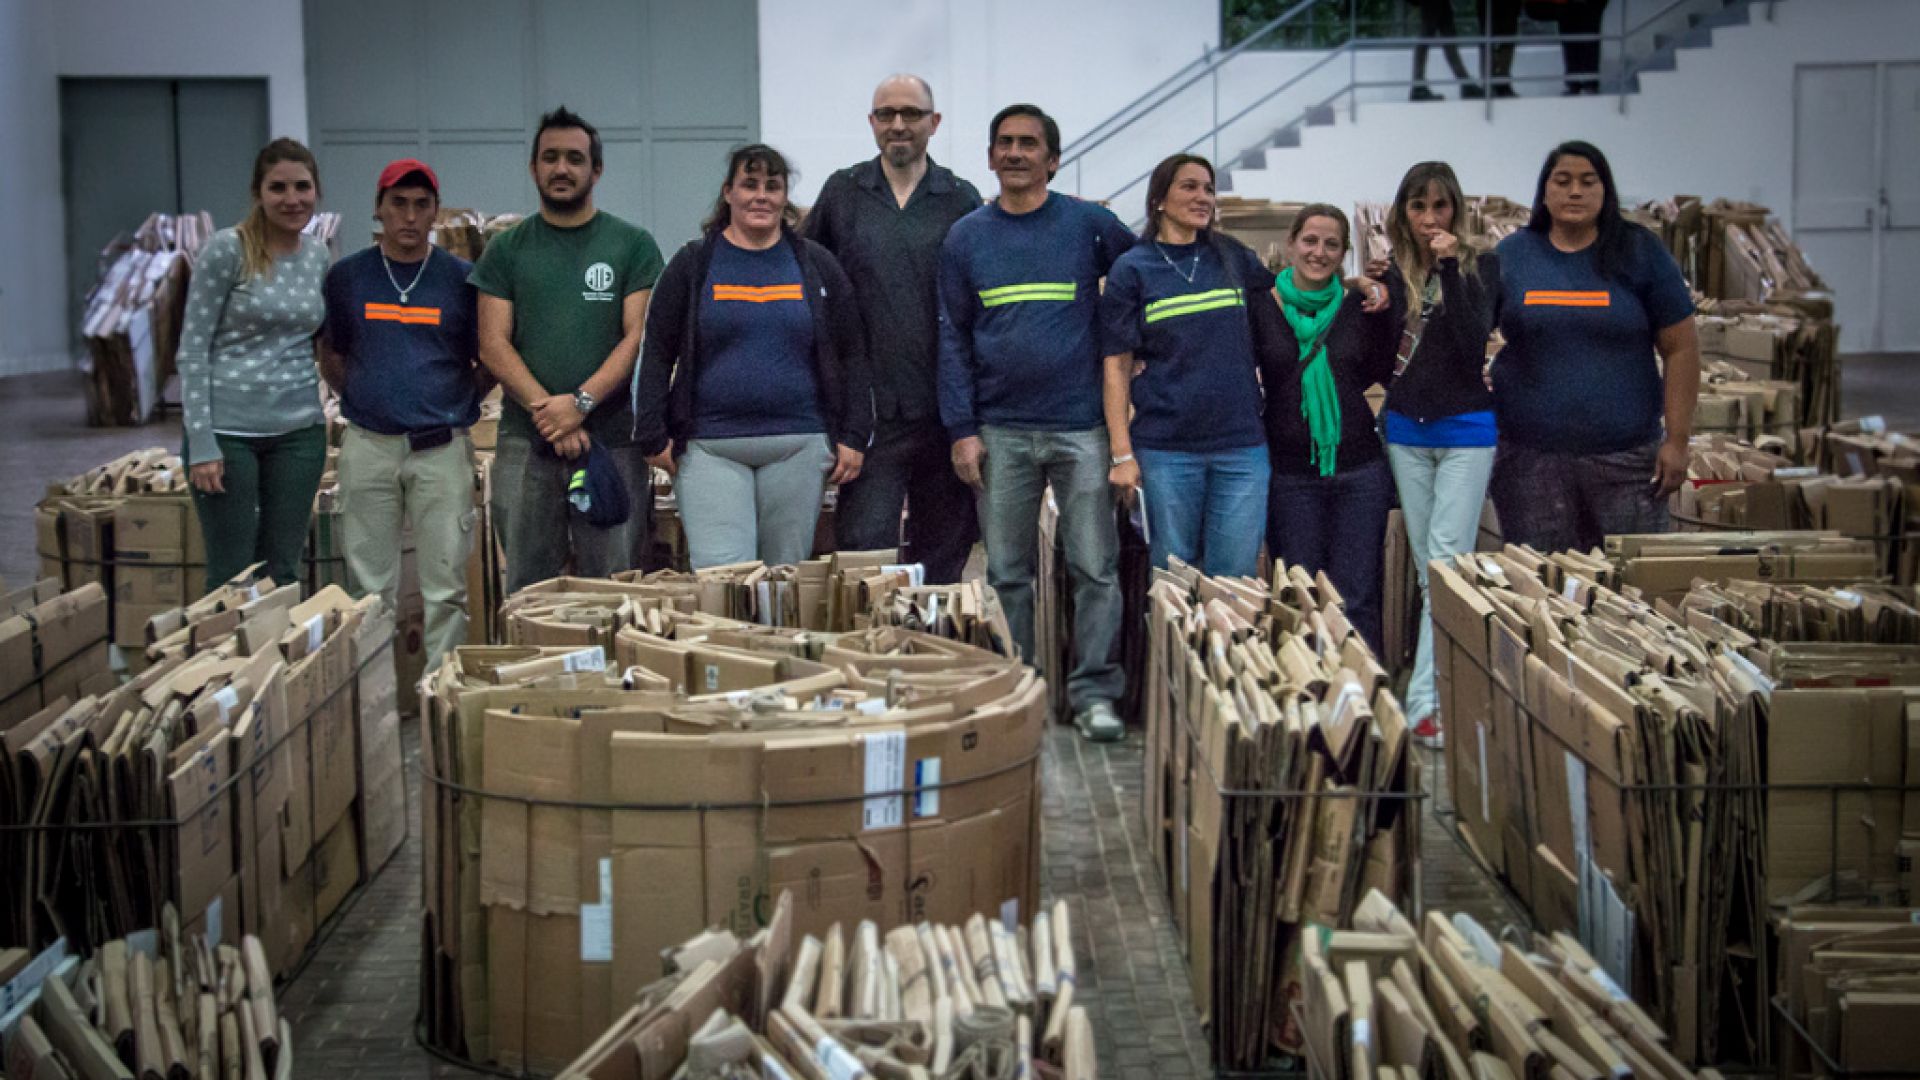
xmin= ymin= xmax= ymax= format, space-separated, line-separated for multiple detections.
xmin=1154 ymin=241 xmax=1200 ymax=285
xmin=382 ymin=247 xmax=432 ymax=304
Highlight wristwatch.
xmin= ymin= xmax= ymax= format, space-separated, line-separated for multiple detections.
xmin=573 ymin=389 xmax=596 ymax=415
xmin=1111 ymin=453 xmax=1134 ymax=467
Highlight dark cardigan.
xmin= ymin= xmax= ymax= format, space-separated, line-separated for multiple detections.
xmin=1258 ymin=271 xmax=1407 ymax=475
xmin=1380 ymin=252 xmax=1500 ymax=422
xmin=633 ymin=226 xmax=874 ymax=457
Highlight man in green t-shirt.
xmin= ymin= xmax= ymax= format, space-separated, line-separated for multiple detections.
xmin=472 ymin=106 xmax=665 ymax=591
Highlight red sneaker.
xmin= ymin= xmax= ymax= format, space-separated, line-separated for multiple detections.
xmin=1411 ymin=713 xmax=1444 ymax=748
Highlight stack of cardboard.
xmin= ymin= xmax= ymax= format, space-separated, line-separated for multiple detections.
xmin=78 ymin=212 xmax=215 ymax=427
xmin=0 ymin=578 xmax=112 ymax=735
xmin=1693 ymin=360 xmax=1804 ymax=443
xmin=1216 ymin=197 xmax=1306 ymax=270
xmin=423 ymin=208 xmax=525 ymax=262
xmin=1143 ymin=558 xmax=1420 ymax=1071
xmin=419 ymin=575 xmax=1049 ymax=1073
xmin=1295 ymin=890 xmax=1712 ymax=1080
xmin=1430 ymin=545 xmax=1920 ymax=1067
xmin=0 ymin=564 xmax=406 ymax=984
xmin=1772 ymin=907 xmax=1920 ymax=1076
xmin=0 ymin=919 xmax=291 ymax=1080
xmin=1676 ymin=579 xmax=1920 ymax=645
xmin=555 ymin=894 xmax=1097 ymax=1080
xmin=1601 ymin=530 xmax=1882 ymax=606
xmin=1696 ymin=299 xmax=1840 ymax=427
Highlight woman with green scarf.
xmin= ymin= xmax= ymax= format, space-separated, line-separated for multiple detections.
xmin=1262 ymin=203 xmax=1404 ymax=655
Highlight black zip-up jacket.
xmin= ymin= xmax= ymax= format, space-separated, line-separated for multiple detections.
xmin=1380 ymin=253 xmax=1500 ymax=422
xmin=1258 ymin=272 xmax=1406 ymax=476
xmin=633 ymin=226 xmax=873 ymax=457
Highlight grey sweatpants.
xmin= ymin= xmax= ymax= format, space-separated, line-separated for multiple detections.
xmin=676 ymin=433 xmax=832 ymax=568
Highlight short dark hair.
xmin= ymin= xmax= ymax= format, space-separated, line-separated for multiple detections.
xmin=533 ymin=106 xmax=602 ymax=170
xmin=1143 ymin=153 xmax=1214 ymax=240
xmin=703 ymin=143 xmax=802 ymax=234
xmin=377 ymin=170 xmax=438 ymax=206
xmin=1526 ymin=140 xmax=1630 ymax=280
xmin=989 ymin=103 xmax=1061 ymax=174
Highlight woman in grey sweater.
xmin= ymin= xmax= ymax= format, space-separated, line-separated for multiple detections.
xmin=178 ymin=138 xmax=331 ymax=594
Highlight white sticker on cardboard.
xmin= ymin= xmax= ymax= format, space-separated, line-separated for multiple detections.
xmin=247 ymin=581 xmax=262 ymax=602
xmin=1565 ymin=752 xmax=1591 ymax=865
xmin=1835 ymin=589 xmax=1864 ymax=605
xmin=880 ymin=563 xmax=927 ymax=588
xmin=0 ymin=940 xmax=67 ymax=1013
xmin=760 ymin=1053 xmax=797 ymax=1080
xmin=861 ymin=730 xmax=906 ymax=830
xmin=1562 ymin=577 xmax=1581 ymax=602
xmin=856 ymin=699 xmax=889 ymax=717
xmin=305 ymin=614 xmax=324 ymax=654
xmin=1862 ymin=415 xmax=1888 ymax=434
xmin=1351 ymin=1017 xmax=1372 ymax=1052
xmin=704 ymin=663 xmax=721 ymax=692
xmin=1327 ymin=680 xmax=1365 ymax=733
xmin=1477 ymin=723 xmax=1491 ymax=824
xmin=580 ymin=858 xmax=613 ymax=962
xmin=814 ymin=1036 xmax=866 ymax=1080
xmin=913 ymin=758 xmax=941 ymax=819
xmin=561 ymin=647 xmax=606 ymax=674
xmin=126 ymin=929 xmax=158 ymax=958
xmin=213 ymin=686 xmax=240 ymax=726
xmin=1000 ymin=899 xmax=1020 ymax=933
xmin=206 ymin=896 xmax=223 ymax=948
xmin=1726 ymin=649 xmax=1775 ymax=693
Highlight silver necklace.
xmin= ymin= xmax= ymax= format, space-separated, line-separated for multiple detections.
xmin=381 ymin=247 xmax=432 ymax=304
xmin=1154 ymin=241 xmax=1200 ymax=285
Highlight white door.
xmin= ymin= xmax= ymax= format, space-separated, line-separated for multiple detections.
xmin=1880 ymin=62 xmax=1920 ymax=352
xmin=1793 ymin=64 xmax=1879 ymax=354
xmin=1794 ymin=61 xmax=1920 ymax=353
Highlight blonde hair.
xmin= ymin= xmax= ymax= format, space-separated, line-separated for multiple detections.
xmin=237 ymin=138 xmax=320 ymax=279
xmin=1386 ymin=162 xmax=1477 ymax=328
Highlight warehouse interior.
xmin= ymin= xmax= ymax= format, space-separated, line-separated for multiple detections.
xmin=3 ymin=1 xmax=1920 ymax=1078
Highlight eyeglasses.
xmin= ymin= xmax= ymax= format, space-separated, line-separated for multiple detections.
xmin=870 ymin=107 xmax=931 ymax=124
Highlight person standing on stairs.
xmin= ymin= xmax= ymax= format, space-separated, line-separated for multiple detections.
xmin=1555 ymin=0 xmax=1613 ymax=94
xmin=1263 ymin=205 xmax=1401 ymax=658
xmin=1409 ymin=0 xmax=1485 ymax=100
xmin=1373 ymin=162 xmax=1499 ymax=748
xmin=805 ymin=74 xmax=984 ymax=581
xmin=937 ymin=103 xmax=1135 ymax=742
xmin=1477 ymin=0 xmax=1523 ymax=96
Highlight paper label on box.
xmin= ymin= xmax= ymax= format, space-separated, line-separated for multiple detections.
xmin=1351 ymin=1017 xmax=1371 ymax=1052
xmin=1835 ymin=589 xmax=1864 ymax=605
xmin=856 ymin=698 xmax=889 ymax=716
xmin=760 ymin=1053 xmax=797 ymax=1080
xmin=704 ymin=663 xmax=721 ymax=692
xmin=205 ymin=896 xmax=223 ymax=948
xmin=1862 ymin=415 xmax=1887 ymax=433
xmin=213 ymin=686 xmax=240 ymax=725
xmin=1477 ymin=724 xmax=1490 ymax=824
xmin=0 ymin=940 xmax=67 ymax=1013
xmin=1562 ymin=577 xmax=1580 ymax=602
xmin=814 ymin=1037 xmax=866 ymax=1080
xmin=580 ymin=857 xmax=613 ymax=962
xmin=126 ymin=929 xmax=158 ymax=958
xmin=560 ymin=647 xmax=605 ymax=674
xmin=1327 ymin=681 xmax=1365 ymax=732
xmin=861 ymin=730 xmax=906 ymax=830
xmin=913 ymin=757 xmax=941 ymax=818
xmin=248 ymin=581 xmax=262 ymax=602
xmin=305 ymin=614 xmax=324 ymax=654
xmin=1566 ymin=752 xmax=1591 ymax=865
xmin=880 ymin=563 xmax=927 ymax=587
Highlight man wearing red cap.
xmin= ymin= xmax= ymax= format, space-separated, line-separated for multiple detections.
xmin=320 ymin=158 xmax=486 ymax=672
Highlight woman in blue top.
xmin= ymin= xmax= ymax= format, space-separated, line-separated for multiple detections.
xmin=1376 ymin=161 xmax=1499 ymax=745
xmin=1488 ymin=141 xmax=1699 ymax=555
xmin=1099 ymin=154 xmax=1273 ymax=578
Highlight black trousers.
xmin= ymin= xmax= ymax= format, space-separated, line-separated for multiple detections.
xmin=832 ymin=420 xmax=979 ymax=584
xmin=1413 ymin=0 xmax=1472 ymax=84
xmin=1560 ymin=0 xmax=1611 ymax=91
xmin=1476 ymin=0 xmax=1522 ymax=90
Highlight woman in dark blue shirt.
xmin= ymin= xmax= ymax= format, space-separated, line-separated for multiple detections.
xmin=1488 ymin=140 xmax=1700 ymax=555
xmin=1099 ymin=154 xmax=1273 ymax=578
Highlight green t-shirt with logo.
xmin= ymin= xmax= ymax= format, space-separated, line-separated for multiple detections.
xmin=469 ymin=210 xmax=665 ymax=445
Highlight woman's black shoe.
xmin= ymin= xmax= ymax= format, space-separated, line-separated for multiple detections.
xmin=1410 ymin=86 xmax=1442 ymax=102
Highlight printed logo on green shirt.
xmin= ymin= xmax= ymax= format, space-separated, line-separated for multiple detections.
xmin=583 ymin=261 xmax=615 ymax=301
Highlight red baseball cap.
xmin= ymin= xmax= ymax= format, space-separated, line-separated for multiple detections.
xmin=377 ymin=158 xmax=439 ymax=196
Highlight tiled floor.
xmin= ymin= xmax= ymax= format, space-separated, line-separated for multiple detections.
xmin=4 ymin=354 xmax=1908 ymax=1076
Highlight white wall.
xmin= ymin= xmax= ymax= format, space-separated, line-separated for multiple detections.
xmin=0 ymin=0 xmax=306 ymax=377
xmin=758 ymin=0 xmax=1223 ymax=205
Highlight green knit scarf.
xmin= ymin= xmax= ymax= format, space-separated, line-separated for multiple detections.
xmin=1276 ymin=267 xmax=1345 ymax=477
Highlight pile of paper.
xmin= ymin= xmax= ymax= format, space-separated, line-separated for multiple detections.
xmin=0 ymin=916 xmax=289 ymax=1080
xmin=1296 ymin=890 xmax=1713 ymax=1080
xmin=1142 ymin=558 xmax=1419 ymax=1071
xmin=1430 ymin=543 xmax=1920 ymax=1066
xmin=426 ymin=208 xmax=525 ymax=261
xmin=79 ymin=212 xmax=215 ymax=426
xmin=1676 ymin=579 xmax=1920 ymax=644
xmin=0 ymin=562 xmax=406 ymax=984
xmin=419 ymin=574 xmax=1048 ymax=1073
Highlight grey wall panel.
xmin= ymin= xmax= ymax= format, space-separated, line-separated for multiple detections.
xmin=176 ymin=81 xmax=270 ymax=227
xmin=535 ymin=0 xmax=647 ymax=128
xmin=307 ymin=0 xmax=756 ymax=248
xmin=319 ymin=139 xmax=425 ymax=237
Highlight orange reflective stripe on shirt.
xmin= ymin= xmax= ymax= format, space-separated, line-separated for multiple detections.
xmin=711 ymin=284 xmax=805 ymax=303
xmin=364 ymin=302 xmax=443 ymax=325
xmin=1522 ymin=290 xmax=1611 ymax=308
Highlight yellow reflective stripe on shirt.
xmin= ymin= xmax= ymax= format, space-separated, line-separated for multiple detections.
xmin=1143 ymin=288 xmax=1245 ymax=324
xmin=979 ymin=281 xmax=1078 ymax=307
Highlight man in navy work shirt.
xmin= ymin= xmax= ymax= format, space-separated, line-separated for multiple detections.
xmin=937 ymin=103 xmax=1135 ymax=742
xmin=320 ymin=158 xmax=484 ymax=672
xmin=807 ymin=74 xmax=983 ymax=583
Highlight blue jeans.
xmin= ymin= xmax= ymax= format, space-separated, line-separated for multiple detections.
xmin=979 ymin=425 xmax=1124 ymax=712
xmin=1266 ymin=457 xmax=1396 ymax=655
xmin=1135 ymin=445 xmax=1270 ymax=578
xmin=1386 ymin=442 xmax=1495 ymax=723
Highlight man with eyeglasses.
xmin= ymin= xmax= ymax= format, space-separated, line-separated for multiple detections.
xmin=805 ymin=74 xmax=983 ymax=582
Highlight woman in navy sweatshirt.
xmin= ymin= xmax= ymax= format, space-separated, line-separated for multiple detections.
xmin=1377 ymin=161 xmax=1498 ymax=746
xmin=634 ymin=144 xmax=873 ymax=568
xmin=1264 ymin=204 xmax=1403 ymax=656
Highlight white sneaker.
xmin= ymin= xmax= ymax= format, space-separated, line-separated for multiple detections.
xmin=1074 ymin=700 xmax=1124 ymax=743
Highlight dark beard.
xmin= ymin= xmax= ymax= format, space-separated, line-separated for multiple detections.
xmin=539 ymin=186 xmax=590 ymax=214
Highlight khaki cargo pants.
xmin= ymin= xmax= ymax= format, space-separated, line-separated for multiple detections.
xmin=338 ymin=424 xmax=477 ymax=674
